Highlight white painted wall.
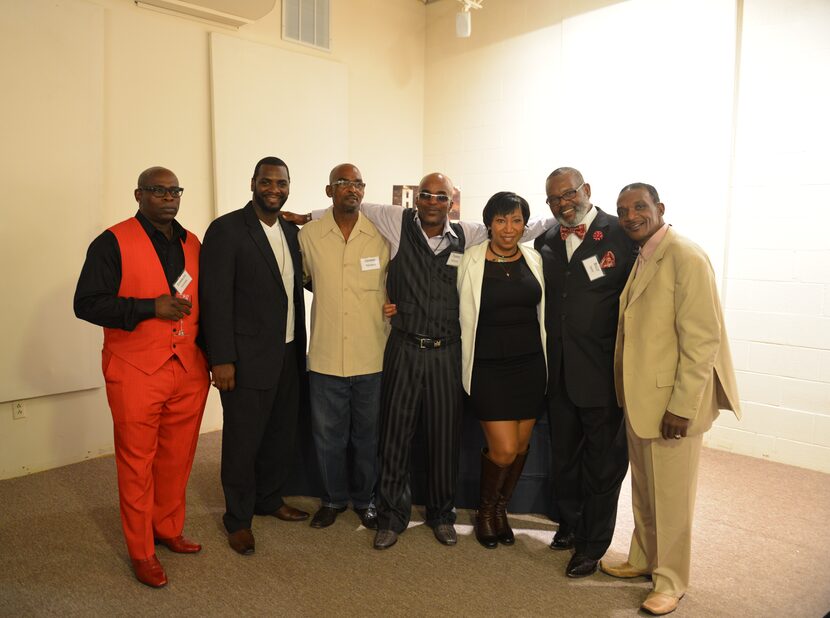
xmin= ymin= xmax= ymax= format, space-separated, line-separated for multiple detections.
xmin=2 ymin=0 xmax=827 ymax=478
xmin=0 ymin=0 xmax=425 ymax=479
xmin=424 ymin=0 xmax=830 ymax=473
xmin=708 ymin=0 xmax=830 ymax=471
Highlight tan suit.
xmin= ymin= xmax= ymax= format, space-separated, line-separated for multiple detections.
xmin=614 ymin=227 xmax=740 ymax=596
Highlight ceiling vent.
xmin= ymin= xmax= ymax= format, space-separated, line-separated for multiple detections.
xmin=136 ymin=0 xmax=276 ymax=29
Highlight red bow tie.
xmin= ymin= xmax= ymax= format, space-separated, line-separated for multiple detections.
xmin=560 ymin=224 xmax=586 ymax=240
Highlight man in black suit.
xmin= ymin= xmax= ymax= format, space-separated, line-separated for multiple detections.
xmin=200 ymin=156 xmax=309 ymax=556
xmin=534 ymin=167 xmax=637 ymax=578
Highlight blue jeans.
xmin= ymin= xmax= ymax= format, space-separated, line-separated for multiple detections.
xmin=309 ymin=371 xmax=381 ymax=509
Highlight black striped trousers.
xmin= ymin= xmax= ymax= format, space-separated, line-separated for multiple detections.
xmin=376 ymin=330 xmax=463 ymax=533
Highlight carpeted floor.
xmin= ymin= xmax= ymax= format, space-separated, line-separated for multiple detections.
xmin=1 ymin=430 xmax=828 ymax=617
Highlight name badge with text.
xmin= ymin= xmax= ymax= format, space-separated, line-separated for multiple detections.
xmin=174 ymin=270 xmax=193 ymax=294
xmin=446 ymin=252 xmax=463 ymax=267
xmin=361 ymin=256 xmax=381 ymax=271
xmin=582 ymin=255 xmax=605 ymax=281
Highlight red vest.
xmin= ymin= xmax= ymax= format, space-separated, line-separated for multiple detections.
xmin=103 ymin=217 xmax=204 ymax=375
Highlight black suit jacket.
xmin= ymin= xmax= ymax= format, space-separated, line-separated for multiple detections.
xmin=199 ymin=201 xmax=307 ymax=390
xmin=534 ymin=207 xmax=637 ymax=408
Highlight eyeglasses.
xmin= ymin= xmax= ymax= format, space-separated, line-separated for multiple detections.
xmin=546 ymin=182 xmax=584 ymax=206
xmin=331 ymin=180 xmax=366 ymax=190
xmin=417 ymin=191 xmax=452 ymax=204
xmin=140 ymin=185 xmax=184 ymax=198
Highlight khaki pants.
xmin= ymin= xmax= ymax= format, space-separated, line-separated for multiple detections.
xmin=625 ymin=419 xmax=703 ymax=597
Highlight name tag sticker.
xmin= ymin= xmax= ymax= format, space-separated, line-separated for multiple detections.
xmin=582 ymin=255 xmax=605 ymax=281
xmin=360 ymin=256 xmax=381 ymax=271
xmin=174 ymin=270 xmax=193 ymax=293
xmin=446 ymin=252 xmax=463 ymax=267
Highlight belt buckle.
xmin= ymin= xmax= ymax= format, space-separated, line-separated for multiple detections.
xmin=418 ymin=337 xmax=430 ymax=349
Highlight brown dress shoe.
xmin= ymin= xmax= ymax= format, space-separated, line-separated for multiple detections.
xmin=228 ymin=528 xmax=255 ymax=555
xmin=373 ymin=529 xmax=398 ymax=550
xmin=155 ymin=535 xmax=202 ymax=553
xmin=131 ymin=554 xmax=167 ymax=588
xmin=599 ymin=560 xmax=650 ymax=579
xmin=271 ymin=504 xmax=309 ymax=522
xmin=641 ymin=592 xmax=681 ymax=615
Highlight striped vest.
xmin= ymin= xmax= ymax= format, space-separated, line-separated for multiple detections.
xmin=387 ymin=209 xmax=466 ymax=338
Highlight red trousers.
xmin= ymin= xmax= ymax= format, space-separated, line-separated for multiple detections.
xmin=103 ymin=351 xmax=209 ymax=559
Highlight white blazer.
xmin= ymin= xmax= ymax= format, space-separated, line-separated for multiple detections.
xmin=457 ymin=240 xmax=547 ymax=395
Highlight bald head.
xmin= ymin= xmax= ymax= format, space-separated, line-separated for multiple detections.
xmin=414 ymin=172 xmax=454 ymax=236
xmin=326 ymin=163 xmax=365 ymax=214
xmin=329 ymin=163 xmax=361 ymax=185
xmin=419 ymin=172 xmax=453 ymax=195
xmin=137 ymin=166 xmax=175 ymax=188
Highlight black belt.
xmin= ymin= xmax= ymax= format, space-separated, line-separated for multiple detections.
xmin=397 ymin=331 xmax=460 ymax=349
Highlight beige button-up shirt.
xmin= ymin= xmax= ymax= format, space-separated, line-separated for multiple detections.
xmin=299 ymin=209 xmax=390 ymax=377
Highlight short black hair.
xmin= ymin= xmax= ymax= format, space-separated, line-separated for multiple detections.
xmin=482 ymin=191 xmax=530 ymax=228
xmin=547 ymin=166 xmax=584 ymax=185
xmin=619 ymin=182 xmax=660 ymax=204
xmin=253 ymin=156 xmax=290 ymax=180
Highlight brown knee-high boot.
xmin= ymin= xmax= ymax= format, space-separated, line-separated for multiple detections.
xmin=476 ymin=449 xmax=511 ymax=549
xmin=494 ymin=449 xmax=528 ymax=545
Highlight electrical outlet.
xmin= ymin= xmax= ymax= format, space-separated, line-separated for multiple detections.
xmin=12 ymin=401 xmax=25 ymax=420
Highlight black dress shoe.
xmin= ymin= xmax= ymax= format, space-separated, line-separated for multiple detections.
xmin=310 ymin=505 xmax=346 ymax=529
xmin=228 ymin=529 xmax=255 ymax=555
xmin=373 ymin=529 xmax=398 ymax=550
xmin=566 ymin=553 xmax=599 ymax=578
xmin=355 ymin=507 xmax=378 ymax=530
xmin=550 ymin=529 xmax=575 ymax=550
xmin=432 ymin=523 xmax=457 ymax=546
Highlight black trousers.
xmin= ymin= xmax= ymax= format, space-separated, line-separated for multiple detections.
xmin=220 ymin=342 xmax=300 ymax=533
xmin=548 ymin=374 xmax=628 ymax=559
xmin=377 ymin=332 xmax=463 ymax=533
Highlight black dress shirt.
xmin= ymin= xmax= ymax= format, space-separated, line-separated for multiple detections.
xmin=74 ymin=211 xmax=187 ymax=331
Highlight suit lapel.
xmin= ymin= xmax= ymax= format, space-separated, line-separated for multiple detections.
xmin=467 ymin=243 xmax=485 ymax=317
xmin=550 ymin=224 xmax=568 ymax=262
xmin=279 ymin=216 xmax=303 ymax=294
xmin=626 ymin=228 xmax=675 ymax=308
xmin=243 ymin=202 xmax=282 ymax=284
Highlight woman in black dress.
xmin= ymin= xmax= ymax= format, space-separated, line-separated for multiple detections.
xmin=457 ymin=192 xmax=547 ymax=548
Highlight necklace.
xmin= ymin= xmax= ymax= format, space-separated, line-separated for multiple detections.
xmin=488 ymin=243 xmax=520 ymax=262
xmin=487 ymin=244 xmax=521 ymax=278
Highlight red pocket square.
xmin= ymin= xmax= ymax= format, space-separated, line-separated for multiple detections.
xmin=599 ymin=251 xmax=616 ymax=269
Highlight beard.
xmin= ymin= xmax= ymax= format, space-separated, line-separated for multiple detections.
xmin=555 ymin=201 xmax=590 ymax=226
xmin=254 ymin=191 xmax=286 ymax=213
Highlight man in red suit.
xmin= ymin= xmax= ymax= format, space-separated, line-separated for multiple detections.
xmin=74 ymin=166 xmax=210 ymax=588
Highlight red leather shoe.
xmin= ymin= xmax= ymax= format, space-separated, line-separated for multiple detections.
xmin=131 ymin=555 xmax=168 ymax=588
xmin=155 ymin=535 xmax=202 ymax=553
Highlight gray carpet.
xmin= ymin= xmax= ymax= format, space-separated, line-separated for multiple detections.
xmin=1 ymin=431 xmax=828 ymax=617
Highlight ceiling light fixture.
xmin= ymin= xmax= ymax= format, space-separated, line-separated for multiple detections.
xmin=456 ymin=0 xmax=483 ymax=38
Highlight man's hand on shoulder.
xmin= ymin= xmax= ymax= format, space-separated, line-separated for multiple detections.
xmin=211 ymin=363 xmax=236 ymax=392
xmin=155 ymin=294 xmax=191 ymax=321
xmin=281 ymin=211 xmax=311 ymax=226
